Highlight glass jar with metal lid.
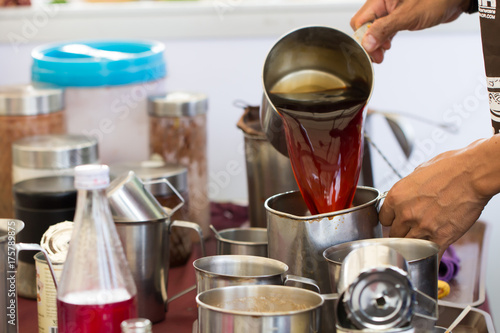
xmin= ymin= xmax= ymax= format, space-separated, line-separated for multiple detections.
xmin=148 ymin=92 xmax=209 ymax=239
xmin=12 ymin=134 xmax=99 ymax=184
xmin=0 ymin=84 xmax=65 ymax=218
xmin=110 ymin=159 xmax=191 ymax=267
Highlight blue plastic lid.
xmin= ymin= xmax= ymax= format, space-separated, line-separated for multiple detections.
xmin=31 ymin=40 xmax=167 ymax=87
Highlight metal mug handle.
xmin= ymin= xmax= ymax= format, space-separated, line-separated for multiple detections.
xmin=283 ymin=274 xmax=320 ymax=293
xmin=15 ymin=243 xmax=58 ymax=289
xmin=165 ymin=220 xmax=205 ymax=305
xmin=143 ymin=177 xmax=185 ymax=217
xmin=413 ymin=288 xmax=438 ymax=321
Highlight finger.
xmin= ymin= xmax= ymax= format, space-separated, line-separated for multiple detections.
xmin=388 ymin=220 xmax=411 ymax=238
xmin=360 ymin=12 xmax=410 ymax=54
xmin=405 ymin=227 xmax=431 ymax=241
xmin=378 ymin=197 xmax=395 ymax=227
xmin=369 ymin=47 xmax=385 ymax=64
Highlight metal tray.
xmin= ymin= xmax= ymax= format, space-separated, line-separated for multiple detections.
xmin=439 ymin=220 xmax=489 ymax=307
xmin=436 ymin=304 xmax=496 ymax=333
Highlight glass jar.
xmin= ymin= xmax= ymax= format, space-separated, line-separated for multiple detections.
xmin=12 ymin=134 xmax=99 ymax=184
xmin=31 ymin=40 xmax=167 ymax=164
xmin=148 ymin=92 xmax=209 ymax=239
xmin=0 ymin=84 xmax=65 ymax=218
xmin=110 ymin=160 xmax=191 ymax=267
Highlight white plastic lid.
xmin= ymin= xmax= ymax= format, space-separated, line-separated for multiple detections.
xmin=74 ymin=164 xmax=109 ymax=190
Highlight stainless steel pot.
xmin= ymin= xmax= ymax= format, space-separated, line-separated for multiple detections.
xmin=196 ymin=285 xmax=325 ymax=333
xmin=265 ymin=186 xmax=383 ymax=332
xmin=193 ymin=255 xmax=318 ymax=294
xmin=214 ymin=227 xmax=268 ymax=257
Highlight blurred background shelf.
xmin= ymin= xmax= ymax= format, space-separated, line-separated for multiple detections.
xmin=0 ymin=0 xmax=479 ymax=42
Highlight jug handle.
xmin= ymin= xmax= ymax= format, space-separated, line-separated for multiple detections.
xmin=143 ymin=177 xmax=185 ymax=217
xmin=15 ymin=243 xmax=58 ymax=289
xmin=413 ymin=289 xmax=438 ymax=321
xmin=165 ymin=220 xmax=205 ymax=306
xmin=284 ymin=275 xmax=320 ymax=293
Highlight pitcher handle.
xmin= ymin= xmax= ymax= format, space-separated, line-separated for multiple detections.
xmin=284 ymin=274 xmax=320 ymax=293
xmin=143 ymin=178 xmax=185 ymax=217
xmin=165 ymin=220 xmax=205 ymax=306
xmin=413 ymin=288 xmax=438 ymax=321
xmin=15 ymin=243 xmax=58 ymax=289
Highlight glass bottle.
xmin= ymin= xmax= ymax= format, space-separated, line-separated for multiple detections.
xmin=56 ymin=164 xmax=137 ymax=333
xmin=121 ymin=318 xmax=152 ymax=333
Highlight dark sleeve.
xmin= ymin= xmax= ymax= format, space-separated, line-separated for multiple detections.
xmin=479 ymin=0 xmax=500 ymax=133
xmin=467 ymin=0 xmax=478 ymax=13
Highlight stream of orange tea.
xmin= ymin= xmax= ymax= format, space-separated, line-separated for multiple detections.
xmin=269 ymin=73 xmax=370 ymax=215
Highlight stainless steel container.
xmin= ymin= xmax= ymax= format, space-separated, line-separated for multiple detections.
xmin=237 ymin=105 xmax=298 ymax=227
xmin=323 ymin=238 xmax=439 ymax=301
xmin=193 ymin=255 xmax=318 ymax=294
xmin=107 ymin=170 xmax=204 ymax=323
xmin=214 ymin=227 xmax=268 ymax=257
xmin=260 ymin=26 xmax=374 ymax=157
xmin=265 ymin=186 xmax=383 ymax=332
xmin=196 ymin=285 xmax=323 ymax=333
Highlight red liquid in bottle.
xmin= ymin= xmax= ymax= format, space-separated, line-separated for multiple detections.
xmin=57 ymin=293 xmax=136 ymax=333
xmin=270 ymin=84 xmax=369 ymax=214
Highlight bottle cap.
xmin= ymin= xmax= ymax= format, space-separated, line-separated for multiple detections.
xmin=74 ymin=164 xmax=109 ymax=190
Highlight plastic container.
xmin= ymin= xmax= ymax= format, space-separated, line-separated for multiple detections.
xmin=31 ymin=40 xmax=167 ymax=164
xmin=148 ymin=92 xmax=209 ymax=238
xmin=0 ymin=84 xmax=65 ymax=218
xmin=57 ymin=165 xmax=137 ymax=333
xmin=110 ymin=160 xmax=191 ymax=267
xmin=12 ymin=134 xmax=99 ymax=184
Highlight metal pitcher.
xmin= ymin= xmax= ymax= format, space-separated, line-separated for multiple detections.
xmin=265 ymin=186 xmax=383 ymax=332
xmin=260 ymin=25 xmax=374 ymax=157
xmin=107 ymin=171 xmax=205 ymax=323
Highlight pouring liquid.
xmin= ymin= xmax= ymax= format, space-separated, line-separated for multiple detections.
xmin=269 ymin=75 xmax=370 ymax=215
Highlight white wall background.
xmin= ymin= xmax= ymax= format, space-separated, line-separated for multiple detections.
xmin=0 ymin=3 xmax=498 ymax=326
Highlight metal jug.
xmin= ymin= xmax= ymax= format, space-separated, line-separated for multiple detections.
xmin=107 ymin=171 xmax=205 ymax=323
xmin=260 ymin=25 xmax=374 ymax=157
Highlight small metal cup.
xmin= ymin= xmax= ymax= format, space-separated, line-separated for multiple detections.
xmin=213 ymin=227 xmax=268 ymax=257
xmin=193 ymin=255 xmax=319 ymax=294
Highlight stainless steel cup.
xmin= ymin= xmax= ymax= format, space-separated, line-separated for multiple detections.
xmin=107 ymin=171 xmax=204 ymax=323
xmin=265 ymin=186 xmax=383 ymax=332
xmin=193 ymin=255 xmax=319 ymax=294
xmin=260 ymin=25 xmax=374 ymax=156
xmin=196 ymin=285 xmax=324 ymax=333
xmin=322 ymin=238 xmax=439 ymax=301
xmin=214 ymin=227 xmax=268 ymax=257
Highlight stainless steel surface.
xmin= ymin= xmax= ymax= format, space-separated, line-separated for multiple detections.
xmin=238 ymin=105 xmax=298 ymax=227
xmin=148 ymin=92 xmax=208 ymax=117
xmin=12 ymin=134 xmax=98 ymax=170
xmin=323 ymin=238 xmax=439 ymax=302
xmin=215 ymin=227 xmax=268 ymax=257
xmin=337 ymin=244 xmax=409 ymax=294
xmin=335 ymin=326 xmax=415 ymax=333
xmin=265 ymin=186 xmax=383 ymax=333
xmin=107 ymin=171 xmax=169 ymax=223
xmin=0 ymin=84 xmax=64 ymax=116
xmin=436 ymin=304 xmax=496 ymax=333
xmin=193 ymin=255 xmax=318 ymax=294
xmin=196 ymin=285 xmax=323 ymax=333
xmin=110 ymin=161 xmax=188 ymax=197
xmin=260 ymin=25 xmax=373 ymax=156
xmin=438 ymin=221 xmax=488 ymax=307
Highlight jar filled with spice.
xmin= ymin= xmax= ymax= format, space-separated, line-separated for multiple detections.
xmin=148 ymin=92 xmax=209 ymax=239
xmin=0 ymin=84 xmax=66 ymax=218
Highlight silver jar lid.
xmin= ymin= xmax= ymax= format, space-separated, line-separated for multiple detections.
xmin=148 ymin=92 xmax=208 ymax=117
xmin=110 ymin=160 xmax=188 ymax=197
xmin=0 ymin=84 xmax=64 ymax=116
xmin=12 ymin=134 xmax=99 ymax=169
